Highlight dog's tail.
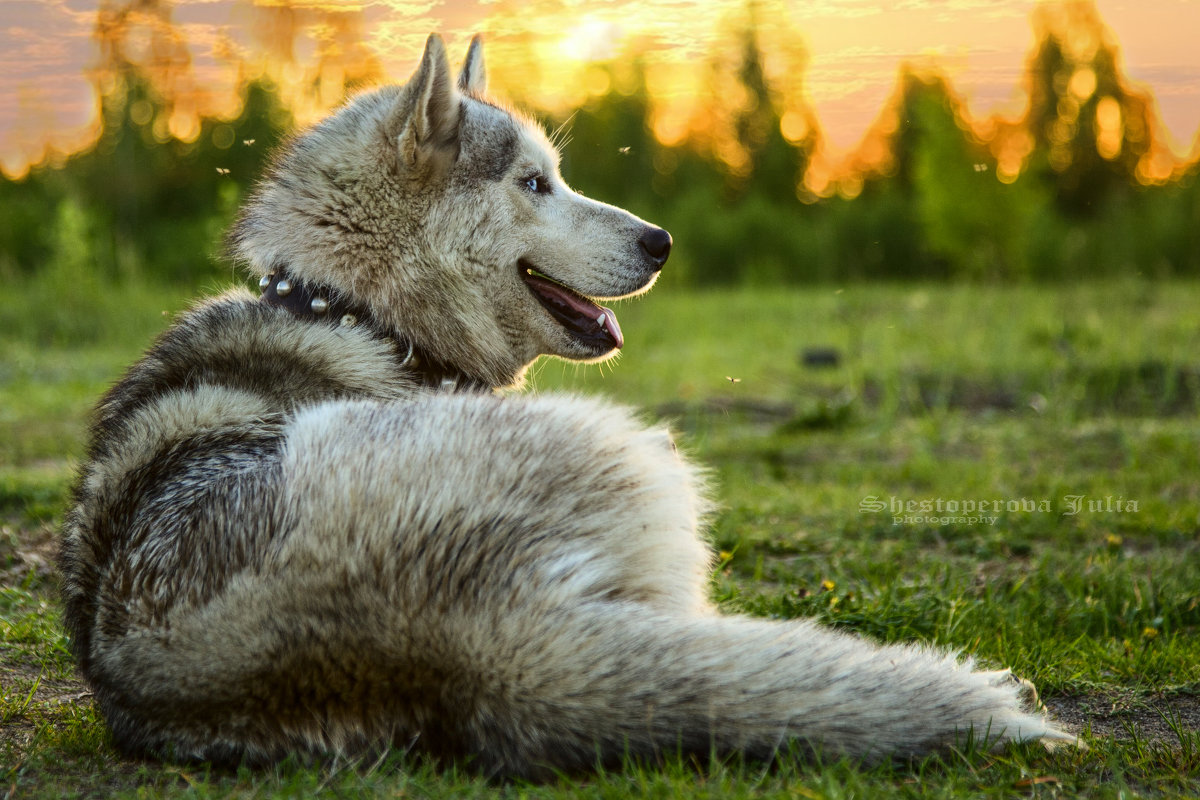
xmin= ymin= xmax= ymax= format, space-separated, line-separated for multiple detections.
xmin=468 ymin=602 xmax=1072 ymax=776
xmin=85 ymin=570 xmax=1070 ymax=775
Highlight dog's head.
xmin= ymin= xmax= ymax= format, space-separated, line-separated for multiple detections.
xmin=233 ymin=35 xmax=670 ymax=389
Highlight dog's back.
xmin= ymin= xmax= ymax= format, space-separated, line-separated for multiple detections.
xmin=61 ymin=288 xmax=719 ymax=771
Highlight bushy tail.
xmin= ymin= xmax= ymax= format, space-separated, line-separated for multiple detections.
xmin=472 ymin=603 xmax=1071 ymax=776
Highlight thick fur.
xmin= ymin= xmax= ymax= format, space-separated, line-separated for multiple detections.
xmin=60 ymin=35 xmax=1069 ymax=778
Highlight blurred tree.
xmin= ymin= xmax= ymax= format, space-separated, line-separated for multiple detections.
xmin=1025 ymin=1 xmax=1157 ymax=217
xmin=5 ymin=0 xmax=1197 ymax=288
xmin=662 ymin=10 xmax=819 ymax=285
xmin=900 ymin=70 xmax=1046 ymax=279
xmin=73 ymin=67 xmax=290 ymax=282
xmin=728 ymin=24 xmax=814 ymax=205
xmin=557 ymin=60 xmax=658 ymax=216
xmin=0 ymin=0 xmax=293 ymax=284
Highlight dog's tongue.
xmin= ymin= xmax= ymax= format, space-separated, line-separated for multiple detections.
xmin=596 ymin=305 xmax=622 ymax=349
xmin=523 ymin=272 xmax=624 ymax=350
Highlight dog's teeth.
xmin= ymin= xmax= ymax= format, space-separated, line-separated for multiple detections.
xmin=597 ymin=312 xmax=607 ymax=329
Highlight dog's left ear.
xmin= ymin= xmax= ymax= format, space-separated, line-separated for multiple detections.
xmin=395 ymin=34 xmax=461 ymax=175
xmin=458 ymin=35 xmax=486 ymax=95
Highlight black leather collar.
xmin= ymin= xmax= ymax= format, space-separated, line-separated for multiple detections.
xmin=258 ymin=270 xmax=482 ymax=391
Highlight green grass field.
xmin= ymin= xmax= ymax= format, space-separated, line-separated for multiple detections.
xmin=2 ymin=277 xmax=1198 ymax=798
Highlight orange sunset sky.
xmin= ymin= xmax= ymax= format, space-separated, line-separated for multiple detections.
xmin=2 ymin=0 xmax=1199 ymax=179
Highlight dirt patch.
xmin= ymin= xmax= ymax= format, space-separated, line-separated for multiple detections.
xmin=1 ymin=657 xmax=90 ymax=706
xmin=870 ymin=362 xmax=1200 ymax=416
xmin=1047 ymin=691 xmax=1200 ymax=743
xmin=1 ymin=520 xmax=59 ymax=588
xmin=1 ymin=520 xmax=88 ymax=762
xmin=0 ymin=658 xmax=91 ymax=768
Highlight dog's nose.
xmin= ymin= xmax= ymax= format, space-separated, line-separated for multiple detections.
xmin=639 ymin=227 xmax=672 ymax=269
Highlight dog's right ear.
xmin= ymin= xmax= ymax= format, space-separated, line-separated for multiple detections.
xmin=394 ymin=34 xmax=461 ymax=176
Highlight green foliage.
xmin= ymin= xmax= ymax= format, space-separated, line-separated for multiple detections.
xmin=3 ymin=13 xmax=1200 ymax=287
xmin=0 ymin=75 xmax=289 ymax=287
xmin=546 ymin=18 xmax=1200 ymax=285
xmin=894 ymin=73 xmax=1031 ymax=279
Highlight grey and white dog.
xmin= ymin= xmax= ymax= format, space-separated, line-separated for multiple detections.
xmin=60 ymin=34 xmax=1068 ymax=777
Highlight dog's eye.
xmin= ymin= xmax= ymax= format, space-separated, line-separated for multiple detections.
xmin=524 ymin=175 xmax=551 ymax=195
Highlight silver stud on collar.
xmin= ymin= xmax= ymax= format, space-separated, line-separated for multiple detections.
xmin=310 ymin=297 xmax=329 ymax=315
xmin=258 ymin=274 xmax=271 ymax=291
xmin=340 ymin=313 xmax=357 ymax=327
xmin=276 ymin=278 xmax=292 ymax=297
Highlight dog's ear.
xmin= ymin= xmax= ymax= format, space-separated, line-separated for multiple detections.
xmin=458 ymin=35 xmax=486 ymax=95
xmin=395 ymin=34 xmax=461 ymax=175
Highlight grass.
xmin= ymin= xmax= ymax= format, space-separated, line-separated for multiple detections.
xmin=1 ymin=275 xmax=1198 ymax=798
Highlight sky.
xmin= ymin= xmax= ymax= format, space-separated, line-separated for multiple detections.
xmin=2 ymin=0 xmax=1199 ymax=178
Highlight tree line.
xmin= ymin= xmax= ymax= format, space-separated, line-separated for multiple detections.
xmin=2 ymin=6 xmax=1198 ymax=287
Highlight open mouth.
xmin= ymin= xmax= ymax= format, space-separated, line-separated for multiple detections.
xmin=519 ymin=260 xmax=624 ymax=351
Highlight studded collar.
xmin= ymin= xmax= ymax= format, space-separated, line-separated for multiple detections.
xmin=257 ymin=270 xmax=483 ymax=391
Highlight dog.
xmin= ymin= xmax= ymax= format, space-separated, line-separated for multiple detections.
xmin=59 ymin=34 xmax=1068 ymax=778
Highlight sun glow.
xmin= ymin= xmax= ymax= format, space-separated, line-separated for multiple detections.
xmin=559 ymin=16 xmax=624 ymax=65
